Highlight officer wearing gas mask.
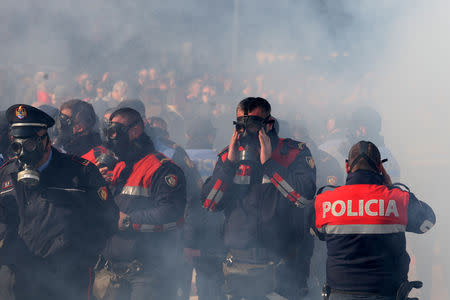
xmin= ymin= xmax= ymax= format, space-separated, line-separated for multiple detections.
xmin=114 ymin=99 xmax=203 ymax=300
xmin=314 ymin=141 xmax=435 ymax=300
xmin=0 ymin=104 xmax=119 ymax=300
xmin=95 ymin=107 xmax=187 ymax=300
xmin=56 ymin=99 xmax=118 ymax=171
xmin=201 ymin=97 xmax=316 ymax=300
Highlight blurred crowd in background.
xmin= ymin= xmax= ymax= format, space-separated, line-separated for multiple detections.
xmin=0 ymin=52 xmax=376 ymax=153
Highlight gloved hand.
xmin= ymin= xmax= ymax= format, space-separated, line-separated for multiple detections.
xmin=396 ymin=280 xmax=423 ymax=300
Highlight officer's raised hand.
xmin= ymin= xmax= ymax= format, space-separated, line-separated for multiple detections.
xmin=227 ymin=130 xmax=239 ymax=162
xmin=259 ymin=128 xmax=272 ymax=164
xmin=97 ymin=164 xmax=113 ymax=182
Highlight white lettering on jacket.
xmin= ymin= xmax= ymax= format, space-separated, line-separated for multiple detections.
xmin=322 ymin=199 xmax=399 ymax=218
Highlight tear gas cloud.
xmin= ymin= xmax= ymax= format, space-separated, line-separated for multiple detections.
xmin=0 ymin=0 xmax=448 ymax=298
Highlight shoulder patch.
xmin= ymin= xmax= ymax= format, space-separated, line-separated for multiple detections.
xmin=2 ymin=180 xmax=12 ymax=189
xmin=71 ymin=156 xmax=90 ymax=166
xmin=165 ymin=174 xmax=178 ymax=187
xmin=306 ymin=156 xmax=315 ymax=169
xmin=282 ymin=138 xmax=306 ymax=150
xmin=97 ymin=186 xmax=108 ymax=201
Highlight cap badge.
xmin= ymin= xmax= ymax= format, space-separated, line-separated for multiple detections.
xmin=15 ymin=105 xmax=27 ymax=120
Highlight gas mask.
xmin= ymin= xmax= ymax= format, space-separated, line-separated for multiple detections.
xmin=10 ymin=133 xmax=49 ymax=186
xmin=232 ymin=115 xmax=274 ymax=185
xmin=105 ymin=120 xmax=140 ymax=161
xmin=233 ymin=115 xmax=273 ymax=162
xmin=53 ymin=112 xmax=73 ymax=149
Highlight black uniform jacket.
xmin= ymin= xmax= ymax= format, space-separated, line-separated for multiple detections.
xmin=0 ymin=148 xmax=119 ymax=264
xmin=102 ymin=151 xmax=187 ymax=263
xmin=314 ymin=170 xmax=436 ymax=295
xmin=201 ymin=137 xmax=316 ymax=258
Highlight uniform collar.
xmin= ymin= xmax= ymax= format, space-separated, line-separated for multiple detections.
xmin=38 ymin=148 xmax=53 ymax=173
xmin=346 ymin=169 xmax=384 ymax=185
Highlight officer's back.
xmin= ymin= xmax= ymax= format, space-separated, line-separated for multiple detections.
xmin=314 ymin=141 xmax=435 ymax=300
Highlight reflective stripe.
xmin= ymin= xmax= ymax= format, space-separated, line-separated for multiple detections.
xmin=205 ymin=179 xmax=225 ymax=211
xmin=0 ymin=188 xmax=13 ymax=195
xmin=323 ymin=224 xmax=406 ymax=234
xmin=132 ymin=218 xmax=184 ymax=233
xmin=233 ymin=175 xmax=251 ymax=185
xmin=275 ymin=175 xmax=295 ymax=194
xmin=47 ymin=187 xmax=86 ymax=193
xmin=271 ymin=172 xmax=311 ymax=207
xmin=121 ymin=186 xmax=151 ymax=197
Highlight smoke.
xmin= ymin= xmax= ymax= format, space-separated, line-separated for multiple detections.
xmin=0 ymin=0 xmax=449 ymax=298
xmin=370 ymin=1 xmax=450 ymax=297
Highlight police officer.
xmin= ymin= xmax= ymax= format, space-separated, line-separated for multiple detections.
xmin=349 ymin=106 xmax=400 ymax=182
xmin=0 ymin=104 xmax=119 ymax=300
xmin=117 ymin=99 xmax=202 ymax=300
xmin=314 ymin=141 xmax=436 ymax=300
xmin=55 ymin=99 xmax=117 ymax=169
xmin=185 ymin=118 xmax=226 ymax=300
xmin=318 ymin=114 xmax=351 ymax=170
xmin=55 ymin=100 xmax=100 ymax=155
xmin=202 ymin=97 xmax=316 ymax=300
xmin=97 ymin=107 xmax=187 ymax=300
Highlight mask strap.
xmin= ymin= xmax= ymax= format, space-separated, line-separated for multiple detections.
xmin=39 ymin=132 xmax=50 ymax=150
xmin=348 ymin=141 xmax=379 ymax=173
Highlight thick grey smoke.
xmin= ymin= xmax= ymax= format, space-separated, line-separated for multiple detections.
xmin=0 ymin=0 xmax=448 ymax=298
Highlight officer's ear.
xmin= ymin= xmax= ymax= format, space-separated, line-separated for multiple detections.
xmin=265 ymin=116 xmax=275 ymax=132
xmin=128 ymin=124 xmax=142 ymax=141
xmin=345 ymin=160 xmax=351 ymax=174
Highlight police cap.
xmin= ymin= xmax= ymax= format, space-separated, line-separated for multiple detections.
xmin=6 ymin=104 xmax=55 ymax=137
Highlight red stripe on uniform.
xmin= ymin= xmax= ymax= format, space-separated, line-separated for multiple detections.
xmin=270 ymin=178 xmax=279 ymax=187
xmin=204 ymin=199 xmax=213 ymax=209
xmin=289 ymin=190 xmax=301 ymax=200
xmin=213 ymin=179 xmax=223 ymax=190
xmin=132 ymin=224 xmax=142 ymax=231
xmin=273 ymin=172 xmax=283 ymax=183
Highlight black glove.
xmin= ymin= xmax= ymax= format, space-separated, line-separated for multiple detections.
xmin=396 ymin=281 xmax=423 ymax=300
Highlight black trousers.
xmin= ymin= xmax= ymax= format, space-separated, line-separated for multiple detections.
xmin=14 ymin=258 xmax=93 ymax=300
